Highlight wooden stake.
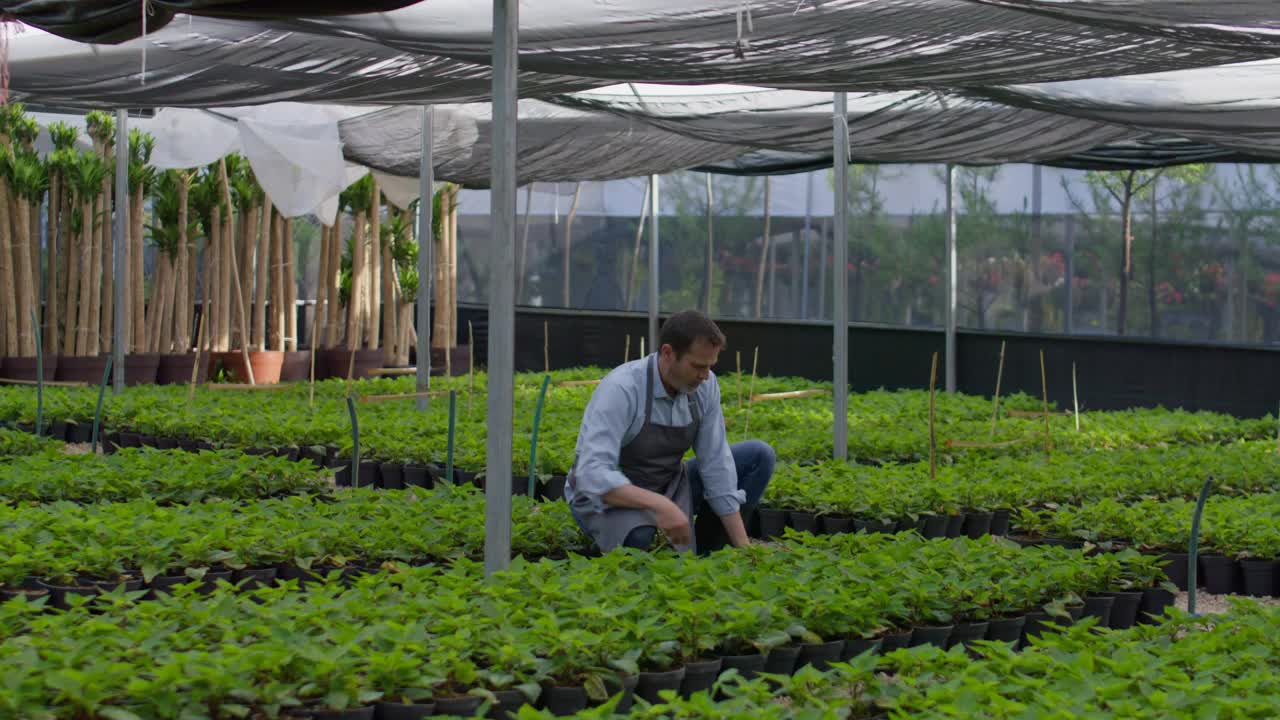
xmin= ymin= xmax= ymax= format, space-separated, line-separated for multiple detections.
xmin=624 ymin=335 xmax=631 ymax=363
xmin=945 ymin=436 xmax=1036 ymax=450
xmin=206 ymin=383 xmax=289 ymax=392
xmin=929 ymin=351 xmax=938 ymax=481
xmin=990 ymin=340 xmax=1006 ymax=438
xmin=736 ymin=350 xmax=743 ymax=410
xmin=752 ymin=388 xmax=829 ymax=402
xmin=359 ymin=390 xmax=450 ymax=404
xmin=188 ymin=311 xmax=206 ymax=403
xmin=557 ymin=379 xmax=602 ymax=388
xmin=1072 ymin=362 xmax=1080 ymax=432
xmin=742 ymin=347 xmax=760 ymax=437
xmin=218 ymin=159 xmax=256 ymax=385
xmin=1039 ymin=349 xmax=1051 ymax=460
xmin=640 ymin=336 xmax=645 ymax=357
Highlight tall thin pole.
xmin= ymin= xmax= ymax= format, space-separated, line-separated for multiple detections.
xmin=801 ymin=171 xmax=814 ymax=319
xmin=945 ymin=164 xmax=958 ymax=393
xmin=485 ymin=0 xmax=517 ymax=575
xmin=112 ymin=110 xmax=128 ymax=393
xmin=648 ymin=174 xmax=660 ymax=354
xmin=416 ymin=106 xmax=435 ymax=411
xmin=832 ymin=94 xmax=849 ymax=461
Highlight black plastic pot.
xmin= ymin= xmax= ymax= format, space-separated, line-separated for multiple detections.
xmin=1082 ymin=595 xmax=1115 ymax=628
xmin=433 ymin=696 xmax=483 ymax=717
xmin=486 ymin=689 xmax=528 ymax=719
xmin=289 ymin=707 xmax=375 ymax=720
xmin=233 ymin=567 xmax=278 ymax=591
xmin=380 ymin=463 xmax=405 ymax=490
xmin=38 ymin=579 xmax=99 ymax=609
xmin=917 ymin=514 xmax=948 ymax=539
xmin=1240 ymin=559 xmax=1278 ymax=598
xmin=335 ymin=465 xmax=353 ymax=487
xmin=763 ymin=645 xmax=801 ymax=675
xmin=374 ymin=701 xmax=436 ymax=720
xmin=49 ymin=420 xmax=68 ymax=441
xmin=796 ymin=640 xmax=843 ymax=671
xmin=157 ymin=437 xmax=179 ymax=450
xmin=1020 ymin=611 xmax=1054 ymax=647
xmin=718 ymin=652 xmax=766 ymax=680
xmin=947 ymin=621 xmax=990 ymax=649
xmin=357 ymin=461 xmax=380 ymax=488
xmin=539 ymin=475 xmax=568 ymax=501
xmin=679 ymin=657 xmax=723 ymax=697
xmin=819 ymin=515 xmax=855 ymax=535
xmin=0 ymin=577 xmax=49 ymax=603
xmin=604 ymin=674 xmax=639 ymax=714
xmin=119 ymin=432 xmax=141 ymax=448
xmin=276 ymin=564 xmax=324 ymax=587
xmin=93 ymin=577 xmax=145 ymax=593
xmin=103 ymin=432 xmax=121 ymax=454
xmin=963 ymin=512 xmax=993 ymax=539
xmin=944 ymin=514 xmax=965 ymax=538
xmin=1160 ymin=552 xmax=1191 ymax=591
xmin=788 ymin=510 xmax=818 ymax=534
xmin=878 ymin=630 xmax=913 ymax=654
xmin=757 ymin=508 xmax=789 ymax=540
xmin=542 ymin=686 xmax=586 ymax=717
xmin=67 ymin=421 xmax=93 ymax=444
xmin=1102 ymin=590 xmax=1143 ymax=629
xmin=635 ymin=667 xmax=685 ymax=704
xmin=862 ymin=519 xmax=896 ymax=534
xmin=403 ymin=464 xmax=433 ymax=489
xmin=840 ymin=637 xmax=882 ymax=661
xmin=1139 ymin=587 xmax=1177 ymax=624
xmin=1200 ymin=554 xmax=1242 ymax=595
xmin=909 ymin=625 xmax=953 ymax=649
xmin=985 ymin=615 xmax=1026 ymax=643
xmin=138 ymin=434 xmax=158 ymax=447
xmin=989 ymin=508 xmax=1012 ymax=536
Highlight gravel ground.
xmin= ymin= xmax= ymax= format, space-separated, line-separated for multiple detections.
xmin=1174 ymin=590 xmax=1280 ymax=615
xmin=61 ymin=443 xmax=94 ymax=455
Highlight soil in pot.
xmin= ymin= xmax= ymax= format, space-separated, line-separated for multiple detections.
xmin=879 ymin=629 xmax=913 ymax=654
xmin=433 ymin=696 xmax=483 ymax=717
xmin=909 ymin=625 xmax=953 ymax=649
xmin=989 ymin=508 xmax=1012 ymax=536
xmin=788 ymin=511 xmax=817 ymax=534
xmin=840 ymin=637 xmax=883 ymax=661
xmin=1102 ymin=590 xmax=1143 ymax=630
xmin=280 ymin=351 xmax=314 ymax=382
xmin=1240 ymin=559 xmax=1278 ymax=598
xmin=374 ymin=701 xmax=435 ymax=720
xmin=756 ymin=508 xmax=789 ymax=540
xmin=944 ymin=514 xmax=965 ymax=538
xmin=635 ymin=667 xmax=685 ymax=705
xmin=380 ymin=463 xmax=405 ymax=490
xmin=963 ymin=512 xmax=993 ymax=539
xmin=718 ymin=653 xmax=766 ymax=681
xmin=1199 ymin=554 xmax=1241 ymax=595
xmin=1160 ymin=552 xmax=1191 ymax=591
xmin=984 ymin=615 xmax=1026 ymax=643
xmin=946 ymin=621 xmax=990 ymax=649
xmin=1082 ymin=595 xmax=1115 ymax=627
xmin=679 ymin=657 xmax=723 ymax=697
xmin=819 ymin=515 xmax=855 ymax=535
xmin=156 ymin=352 xmax=209 ymax=384
xmin=1139 ymin=587 xmax=1177 ymax=624
xmin=123 ymin=353 xmax=160 ymax=386
xmin=796 ymin=640 xmax=844 ymax=672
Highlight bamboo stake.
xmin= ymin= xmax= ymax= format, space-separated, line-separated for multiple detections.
xmin=206 ymin=383 xmax=289 ymax=392
xmin=640 ymin=336 xmax=645 ymax=358
xmin=751 ymin=389 xmax=829 ymax=402
xmin=989 ymin=340 xmax=1006 ymax=438
xmin=325 ymin=221 xmax=342 ymax=348
xmin=1007 ymin=409 xmax=1072 ymax=418
xmin=1072 ymin=362 xmax=1081 ymax=432
xmin=254 ymin=199 xmax=272 ymax=350
xmin=0 ymin=377 xmax=87 ymax=387
xmin=358 ymin=390 xmax=449 ymax=404
xmin=188 ymin=311 xmax=206 ymax=402
xmin=562 ymin=182 xmax=581 ymax=306
xmin=735 ymin=350 xmax=743 ymax=410
xmin=944 ymin=436 xmax=1036 ymax=449
xmin=1039 ymin=349 xmax=1051 ymax=460
xmin=369 ymin=366 xmax=418 ymax=377
xmin=742 ymin=347 xmax=759 ymax=438
xmin=929 ymin=352 xmax=938 ymax=480
xmin=624 ymin=335 xmax=631 ymax=363
xmin=557 ymin=379 xmax=602 ymax=387
xmin=218 ymin=160 xmax=255 ymax=384
xmin=283 ymin=217 xmax=297 ymax=352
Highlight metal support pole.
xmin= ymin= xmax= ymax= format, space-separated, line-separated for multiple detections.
xmin=945 ymin=164 xmax=958 ymax=393
xmin=801 ymin=171 xmax=813 ymax=319
xmin=648 ymin=174 xmax=660 ymax=354
xmin=485 ymin=0 xmax=517 ymax=575
xmin=832 ymin=94 xmax=849 ymax=461
xmin=416 ymin=106 xmax=435 ymax=411
xmin=112 ymin=110 xmax=128 ymax=393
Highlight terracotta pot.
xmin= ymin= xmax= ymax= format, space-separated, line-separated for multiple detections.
xmin=0 ymin=353 xmax=59 ymax=382
xmin=280 ymin=351 xmax=315 ymax=382
xmin=123 ymin=353 xmax=160 ymax=386
xmin=156 ymin=353 xmax=210 ymax=384
xmin=212 ymin=350 xmax=284 ymax=384
xmin=55 ymin=354 xmax=110 ymax=384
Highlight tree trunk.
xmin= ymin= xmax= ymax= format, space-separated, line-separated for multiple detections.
xmin=239 ymin=207 xmax=254 ymax=345
xmin=199 ymin=221 xmax=214 ymax=353
xmin=98 ymin=174 xmax=112 ymax=355
xmin=254 ymin=200 xmax=271 ymax=350
xmin=326 ymin=221 xmax=342 ymax=348
xmin=315 ymin=222 xmax=331 ymax=353
xmin=174 ymin=177 xmax=191 ymax=353
xmin=157 ymin=255 xmax=176 ymax=354
xmin=130 ymin=187 xmax=145 ymax=352
xmin=269 ymin=209 xmax=283 ymax=351
xmin=366 ymin=180 xmax=381 ymax=351
xmin=14 ymin=198 xmax=36 ymax=355
xmin=433 ymin=193 xmax=449 ymax=351
xmin=625 ymin=182 xmax=650 ymax=311
xmin=76 ymin=199 xmax=94 ymax=356
xmin=345 ymin=210 xmax=365 ymax=350
xmin=59 ymin=184 xmax=74 ymax=354
xmin=1117 ymin=193 xmax=1132 ymax=336
xmin=45 ymin=174 xmax=60 ymax=349
xmin=0 ymin=180 xmax=12 ymax=358
xmin=284 ymin=217 xmax=297 ymax=351
xmin=754 ymin=177 xmax=773 ymax=319
xmin=381 ymin=239 xmax=397 ymax=364
xmin=396 ymin=302 xmax=413 ymax=367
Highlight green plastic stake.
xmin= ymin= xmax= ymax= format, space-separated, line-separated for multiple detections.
xmin=1187 ymin=476 xmax=1214 ymax=616
xmin=346 ymin=395 xmax=360 ymax=485
xmin=445 ymin=390 xmax=457 ymax=486
xmin=31 ymin=310 xmax=43 ymax=438
xmin=528 ymin=374 xmax=551 ymax=497
xmin=91 ymin=354 xmax=114 ymax=453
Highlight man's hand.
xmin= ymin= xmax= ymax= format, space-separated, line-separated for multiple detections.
xmin=719 ymin=511 xmax=751 ymax=548
xmin=603 ymin=484 xmax=692 ymax=546
xmin=654 ymin=498 xmax=693 ymax=547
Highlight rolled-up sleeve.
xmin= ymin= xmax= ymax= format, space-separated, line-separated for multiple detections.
xmin=571 ymin=380 xmax=636 ymax=512
xmin=693 ymin=378 xmax=745 ymax=516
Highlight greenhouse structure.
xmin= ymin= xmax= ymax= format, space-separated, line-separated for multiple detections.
xmin=1 ymin=1 xmax=1280 ymax=718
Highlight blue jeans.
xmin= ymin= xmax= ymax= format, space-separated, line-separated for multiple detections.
xmin=611 ymin=440 xmax=775 ymax=552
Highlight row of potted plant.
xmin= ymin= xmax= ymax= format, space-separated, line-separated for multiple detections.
xmin=0 ymin=427 xmax=59 ymax=457
xmin=0 ymin=532 xmax=1173 ymax=719
xmin=0 ymin=447 xmax=329 ymax=505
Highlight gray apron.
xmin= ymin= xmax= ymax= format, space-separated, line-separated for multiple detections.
xmin=569 ymin=354 xmax=700 ymax=553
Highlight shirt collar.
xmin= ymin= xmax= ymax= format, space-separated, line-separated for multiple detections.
xmin=649 ymin=353 xmax=677 ymax=400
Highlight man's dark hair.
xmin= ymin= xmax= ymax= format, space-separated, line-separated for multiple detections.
xmin=659 ymin=310 xmax=726 ymax=356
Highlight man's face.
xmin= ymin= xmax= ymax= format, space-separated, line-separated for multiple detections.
xmin=662 ymin=337 xmax=721 ymax=395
